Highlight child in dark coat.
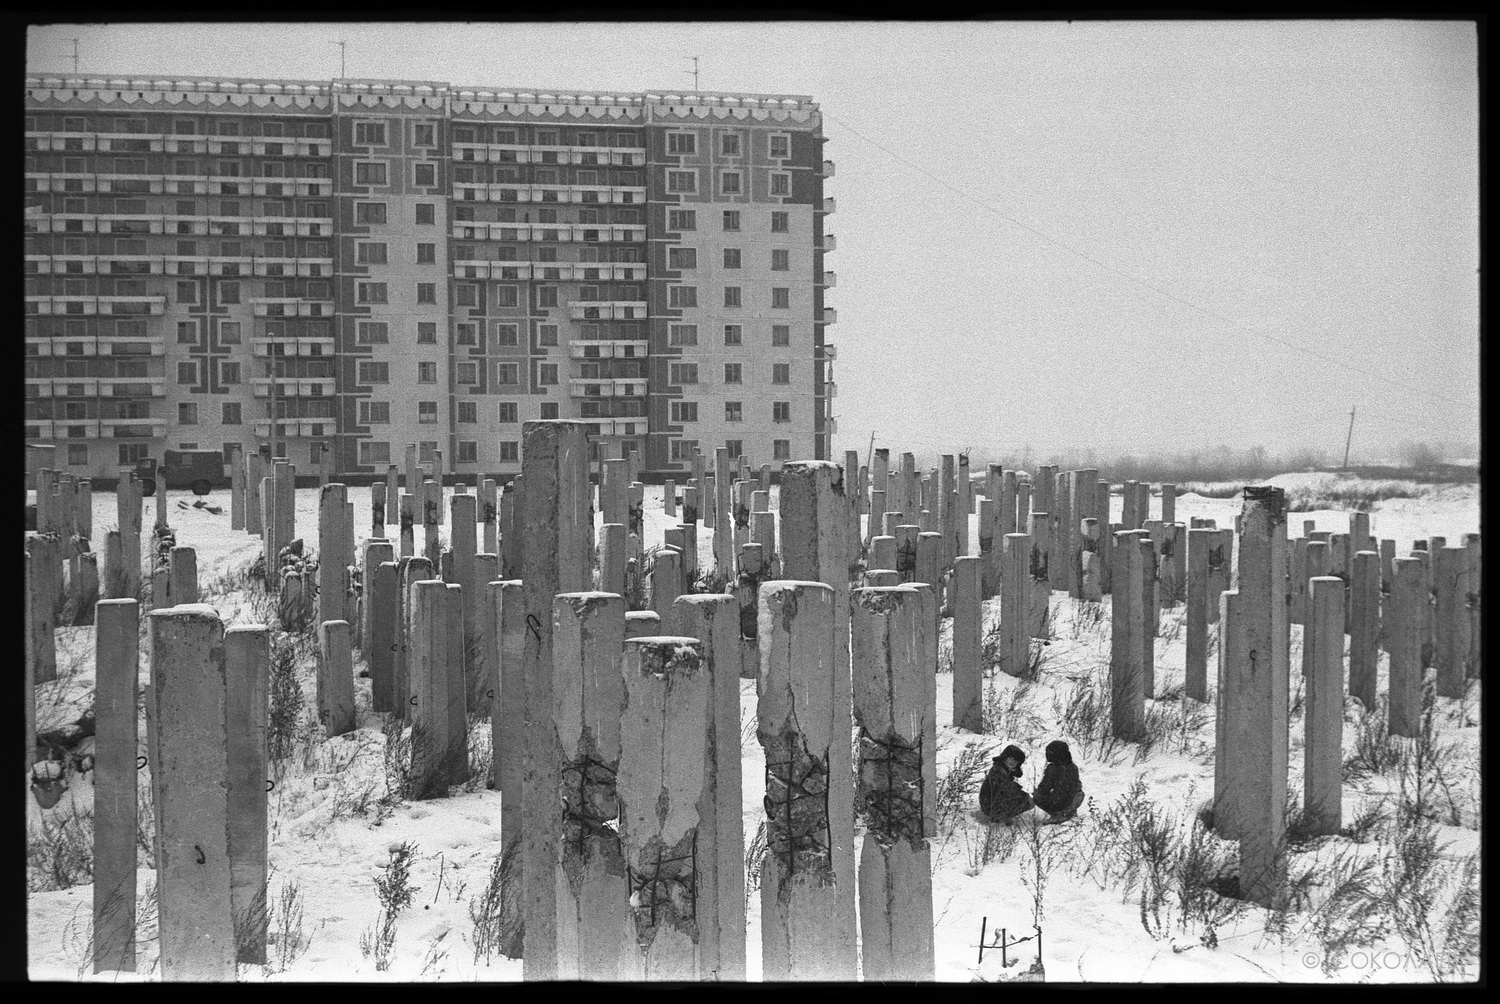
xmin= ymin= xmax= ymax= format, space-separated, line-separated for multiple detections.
xmin=1031 ymin=740 xmax=1084 ymax=822
xmin=979 ymin=744 xmax=1032 ymax=823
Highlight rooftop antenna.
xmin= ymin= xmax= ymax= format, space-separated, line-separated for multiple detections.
xmin=333 ymin=39 xmax=346 ymax=79
xmin=684 ymin=55 xmax=700 ymax=92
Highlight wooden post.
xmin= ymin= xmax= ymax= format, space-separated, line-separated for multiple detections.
xmin=951 ymin=556 xmax=983 ymax=733
xmin=1349 ymin=551 xmax=1380 ymax=709
xmin=408 ymin=579 xmax=450 ymax=799
xmin=1213 ymin=589 xmax=1244 ymax=838
xmin=489 ymin=580 xmax=525 ymax=838
xmin=1304 ymin=577 xmax=1344 ymax=837
xmin=224 ymin=624 xmax=269 ymax=965
xmin=1388 ymin=557 xmax=1423 ymax=738
xmin=999 ymin=533 xmax=1031 ymax=679
xmin=1433 ymin=546 xmax=1471 ymax=698
xmin=93 ymin=599 xmax=140 ymax=973
xmin=317 ymin=620 xmax=356 ymax=738
xmin=1111 ymin=530 xmax=1148 ymax=736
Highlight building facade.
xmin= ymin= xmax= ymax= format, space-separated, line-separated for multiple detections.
xmin=23 ymin=75 xmax=837 ymax=481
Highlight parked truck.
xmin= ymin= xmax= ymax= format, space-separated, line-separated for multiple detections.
xmin=135 ymin=450 xmax=229 ymax=497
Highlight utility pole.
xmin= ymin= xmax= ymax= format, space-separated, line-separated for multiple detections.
xmin=70 ymin=38 xmax=79 ymax=74
xmin=865 ymin=431 xmax=875 ymax=474
xmin=333 ymin=40 xmax=346 ymax=79
xmin=683 ymin=56 xmax=700 ymax=92
xmin=1342 ymin=406 xmax=1356 ymax=470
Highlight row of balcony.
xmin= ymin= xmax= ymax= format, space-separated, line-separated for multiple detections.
xmin=27 ymin=255 xmax=334 ymax=277
xmin=26 ymin=419 xmax=167 ymax=439
xmin=568 ymin=339 xmax=649 ymax=360
xmin=252 ymin=421 xmax=332 ymax=438
xmin=26 ymin=378 xmax=167 ymax=398
xmin=568 ymin=378 xmax=649 ymax=398
xmin=27 ymin=214 xmax=333 ymax=236
xmin=251 ymin=338 xmax=336 ymax=358
xmin=452 ymin=144 xmax=647 ymax=167
xmin=250 ymin=378 xmax=334 ymax=398
xmin=567 ymin=301 xmax=648 ymax=321
xmin=26 ymin=295 xmax=166 ymax=316
xmin=26 ymin=337 xmax=166 ymax=357
xmin=453 ymin=184 xmax=645 ymax=205
xmin=587 ymin=420 xmax=645 ymax=437
xmin=451 ymin=222 xmax=646 ymax=244
xmin=453 ymin=260 xmax=647 ymax=282
xmin=26 ymin=132 xmax=332 ymax=157
xmin=26 ymin=174 xmax=332 ymax=197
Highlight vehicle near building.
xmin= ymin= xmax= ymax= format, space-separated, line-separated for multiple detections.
xmin=135 ymin=450 xmax=229 ymax=497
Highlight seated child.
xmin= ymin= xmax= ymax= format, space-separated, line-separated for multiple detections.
xmin=1031 ymin=740 xmax=1084 ymax=822
xmin=978 ymin=744 xmax=1032 ymax=824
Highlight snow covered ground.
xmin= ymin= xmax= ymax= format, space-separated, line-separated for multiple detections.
xmin=26 ymin=475 xmax=1481 ymax=982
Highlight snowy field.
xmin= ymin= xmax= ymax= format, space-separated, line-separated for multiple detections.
xmin=26 ymin=474 xmax=1481 ymax=982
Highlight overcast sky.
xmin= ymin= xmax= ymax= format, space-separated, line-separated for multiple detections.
xmin=26 ymin=20 xmax=1479 ymax=467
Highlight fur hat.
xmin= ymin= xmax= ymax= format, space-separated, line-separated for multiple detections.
xmin=996 ymin=744 xmax=1026 ymax=768
xmin=1045 ymin=740 xmax=1072 ymax=764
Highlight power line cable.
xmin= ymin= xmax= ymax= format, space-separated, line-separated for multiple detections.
xmin=823 ymin=111 xmax=1469 ymax=409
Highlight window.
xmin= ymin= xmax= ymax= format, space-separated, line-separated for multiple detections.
xmin=418 ymin=362 xmax=438 ymax=383
xmin=770 ymin=134 xmax=791 ymax=158
xmin=177 ymin=361 xmax=197 ymax=384
xmin=773 ymin=439 xmax=791 ymax=460
xmin=413 ymin=163 xmax=436 ymax=187
xmin=176 ymin=281 xmax=198 ymax=304
xmin=493 ymin=285 xmax=519 ymax=308
xmin=498 ymin=402 xmax=519 ymax=423
xmin=724 ymin=324 xmax=742 ymax=346
xmin=772 ymin=249 xmax=790 ymax=271
xmin=723 ymin=363 xmax=742 ymax=384
xmin=179 ymin=403 xmax=198 ymax=425
xmin=773 ymin=363 xmax=791 ymax=384
xmin=220 ymin=321 xmax=242 ymax=344
xmin=773 ymin=401 xmax=792 ymax=423
xmin=457 ymin=402 xmax=478 ymax=424
xmin=355 ymin=202 xmax=388 ymax=225
xmin=725 ymin=439 xmax=744 ymax=458
xmin=355 ymin=162 xmax=388 ymax=186
xmin=668 ymin=247 xmax=697 ymax=270
xmin=416 ymin=242 xmax=435 ymax=263
xmin=457 ymin=441 xmax=478 ymax=464
xmin=667 ymin=133 xmax=696 ymax=155
xmin=359 ymin=400 xmax=391 ymax=424
xmin=720 ymin=133 xmax=741 ymax=156
xmin=722 ymin=248 xmax=742 ymax=269
xmin=357 ymin=282 xmax=388 ymax=304
xmin=357 ymin=321 xmax=389 ymax=344
xmin=771 ymin=173 xmax=791 ymax=196
xmin=417 ymin=322 xmax=437 ymax=344
xmin=725 ymin=401 xmax=743 ymax=423
xmin=772 ymin=324 xmax=791 ymax=347
xmin=222 ymin=402 xmax=242 ymax=425
xmin=220 ymin=362 xmax=241 ymax=384
xmin=537 ymin=325 xmax=558 ymax=347
xmin=724 ymin=287 xmax=742 ymax=308
xmin=772 ymin=287 xmax=791 ymax=309
xmin=456 ymin=323 xmax=477 ymax=345
xmin=357 ymin=242 xmax=388 ymax=264
xmin=666 ymin=170 xmax=697 ymax=193
xmin=416 ymin=203 xmax=436 ymax=225
xmin=496 ymin=363 xmax=520 ymax=385
xmin=413 ymin=123 xmax=436 ymax=146
xmin=499 ymin=441 xmax=519 ymax=462
xmin=416 ymin=282 xmax=437 ymax=304
xmin=771 ymin=210 xmax=790 ymax=233
xmin=669 ymin=363 xmax=698 ymax=385
xmin=669 ymin=286 xmax=697 ymax=309
xmin=355 ymin=121 xmax=387 ymax=145
xmin=418 ymin=401 xmax=438 ymax=424
xmin=720 ymin=172 xmax=742 ymax=196
xmin=457 ymin=363 xmax=478 ymax=384
xmin=671 ymin=401 xmax=698 ymax=423
xmin=670 ymin=439 xmax=697 ymax=461
xmin=119 ymin=443 xmax=150 ymax=464
xmin=360 ymin=441 xmax=391 ymax=465
xmin=722 ymin=210 xmax=741 ymax=232
xmin=540 ymin=403 xmax=559 ymax=419
xmin=537 ymin=363 xmax=559 ymax=386
xmin=67 ymin=444 xmax=89 ymax=466
xmin=669 ymin=324 xmax=698 ymax=346
xmin=537 ymin=286 xmax=558 ymax=308
xmin=668 ymin=209 xmax=696 ymax=231
xmin=177 ymin=321 xmax=198 ymax=344
xmin=494 ymin=323 xmax=519 ymax=347
xmin=358 ymin=361 xmax=390 ymax=383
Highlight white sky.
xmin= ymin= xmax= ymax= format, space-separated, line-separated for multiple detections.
xmin=26 ymin=20 xmax=1480 ymax=467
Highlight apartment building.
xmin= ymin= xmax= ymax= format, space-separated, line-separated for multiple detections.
xmin=23 ymin=75 xmax=837 ymax=481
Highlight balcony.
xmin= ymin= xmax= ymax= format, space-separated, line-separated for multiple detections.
xmin=25 ymin=338 xmax=52 ymax=357
xmin=819 ymin=234 xmax=837 ymax=252
xmin=816 ymin=344 xmax=838 ymax=361
xmin=24 ymin=131 xmax=98 ymax=152
xmin=251 ymin=298 xmax=334 ymax=318
xmin=592 ymin=419 xmax=644 ymax=437
xmin=99 ymin=296 xmax=167 ymax=316
xmin=104 ymin=379 xmax=166 ymax=398
xmin=251 ymin=379 xmax=299 ymax=398
xmin=451 ymin=143 xmax=646 ymax=167
xmin=252 ymin=419 xmax=327 ymax=438
xmin=568 ymin=301 xmax=647 ymax=321
xmin=50 ymin=379 xmax=101 ymax=398
xmin=821 ymin=307 xmax=837 ymax=324
xmin=251 ymin=337 xmax=334 ymax=358
xmin=102 ymin=419 xmax=165 ymax=439
xmin=822 ymin=159 xmax=835 ymax=178
xmin=26 ymin=378 xmax=54 ymax=398
xmin=25 ymin=421 xmax=55 ymax=439
xmin=820 ymin=197 xmax=836 ymax=214
xmin=96 ymin=174 xmax=165 ymax=195
xmin=98 ymin=337 xmax=165 ymax=356
xmin=568 ymin=339 xmax=648 ymax=360
xmin=821 ymin=271 xmax=836 ymax=288
xmin=54 ymin=421 xmax=103 ymax=439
